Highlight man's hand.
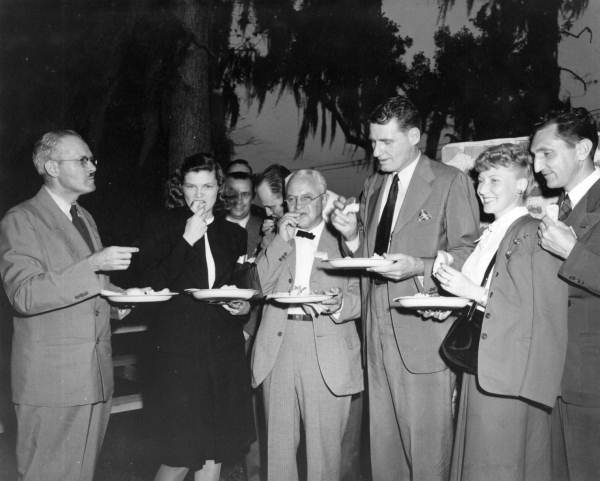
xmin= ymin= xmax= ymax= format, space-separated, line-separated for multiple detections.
xmin=538 ymin=216 xmax=577 ymax=260
xmin=278 ymin=212 xmax=301 ymax=242
xmin=261 ymin=218 xmax=276 ymax=236
xmin=419 ymin=309 xmax=452 ymax=321
xmin=368 ymin=253 xmax=424 ymax=281
xmin=183 ymin=204 xmax=208 ymax=245
xmin=304 ymin=287 xmax=343 ymax=316
xmin=222 ymin=300 xmax=251 ymax=316
xmin=330 ymin=196 xmax=359 ymax=242
xmin=88 ymin=246 xmax=139 ymax=271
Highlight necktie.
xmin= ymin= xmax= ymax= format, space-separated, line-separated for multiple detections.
xmin=558 ymin=193 xmax=572 ymax=221
xmin=374 ymin=174 xmax=399 ymax=255
xmin=296 ymin=230 xmax=315 ymax=240
xmin=70 ymin=204 xmax=94 ymax=251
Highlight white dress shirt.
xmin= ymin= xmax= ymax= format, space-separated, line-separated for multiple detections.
xmin=461 ymin=205 xmax=529 ymax=286
xmin=566 ymin=168 xmax=600 ymax=209
xmin=288 ymin=221 xmax=326 ymax=316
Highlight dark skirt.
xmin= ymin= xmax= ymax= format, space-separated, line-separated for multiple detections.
xmin=144 ymin=330 xmax=255 ymax=470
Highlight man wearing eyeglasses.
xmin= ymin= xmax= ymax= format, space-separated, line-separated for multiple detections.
xmin=0 ymin=130 xmax=138 ymax=481
xmin=252 ymin=169 xmax=363 ymax=481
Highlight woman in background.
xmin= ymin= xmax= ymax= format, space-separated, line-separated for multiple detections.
xmin=433 ymin=143 xmax=567 ymax=481
xmin=138 ymin=153 xmax=254 ymax=481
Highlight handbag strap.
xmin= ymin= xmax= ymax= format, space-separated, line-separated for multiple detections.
xmin=465 ymin=253 xmax=497 ymax=317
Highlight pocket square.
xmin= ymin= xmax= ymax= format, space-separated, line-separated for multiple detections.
xmin=417 ymin=209 xmax=432 ymax=222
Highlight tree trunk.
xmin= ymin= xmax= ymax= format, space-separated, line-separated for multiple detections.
xmin=524 ymin=0 xmax=563 ymax=120
xmin=168 ymin=0 xmax=212 ymax=174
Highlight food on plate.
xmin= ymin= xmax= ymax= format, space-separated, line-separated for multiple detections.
xmin=125 ymin=287 xmax=169 ymax=296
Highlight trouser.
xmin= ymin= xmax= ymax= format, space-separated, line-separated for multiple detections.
xmin=263 ymin=320 xmax=352 ymax=481
xmin=552 ymin=396 xmax=600 ymax=481
xmin=15 ymin=400 xmax=112 ymax=481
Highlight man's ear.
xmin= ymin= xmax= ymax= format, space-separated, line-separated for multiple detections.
xmin=576 ymin=138 xmax=593 ymax=161
xmin=407 ymin=127 xmax=421 ymax=146
xmin=44 ymin=160 xmax=59 ymax=178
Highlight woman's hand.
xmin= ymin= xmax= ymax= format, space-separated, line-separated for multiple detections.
xmin=222 ymin=300 xmax=250 ymax=316
xmin=183 ymin=204 xmax=208 ymax=245
xmin=434 ymin=263 xmax=485 ymax=303
xmin=432 ymin=250 xmax=454 ymax=274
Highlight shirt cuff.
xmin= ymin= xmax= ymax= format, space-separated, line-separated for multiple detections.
xmin=345 ymin=237 xmax=360 ymax=253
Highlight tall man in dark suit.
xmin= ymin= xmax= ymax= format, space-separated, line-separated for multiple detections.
xmin=331 ymin=96 xmax=480 ymax=481
xmin=532 ymin=107 xmax=600 ymax=481
xmin=0 ymin=130 xmax=137 ymax=481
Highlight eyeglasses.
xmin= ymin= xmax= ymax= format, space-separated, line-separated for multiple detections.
xmin=284 ymin=192 xmax=326 ymax=208
xmin=54 ymin=156 xmax=98 ymax=168
xmin=222 ymin=191 xmax=253 ymax=202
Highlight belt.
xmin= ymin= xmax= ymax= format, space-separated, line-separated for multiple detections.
xmin=372 ymin=277 xmax=387 ymax=285
xmin=287 ymin=313 xmax=313 ymax=322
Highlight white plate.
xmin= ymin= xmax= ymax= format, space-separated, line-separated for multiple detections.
xmin=325 ymin=257 xmax=394 ymax=269
xmin=185 ymin=288 xmax=259 ymax=301
xmin=266 ymin=293 xmax=332 ymax=304
xmin=392 ymin=296 xmax=471 ymax=309
xmin=102 ymin=293 xmax=177 ymax=303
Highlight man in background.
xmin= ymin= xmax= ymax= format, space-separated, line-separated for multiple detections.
xmin=0 ymin=130 xmax=137 ymax=481
xmin=532 ymin=107 xmax=600 ymax=481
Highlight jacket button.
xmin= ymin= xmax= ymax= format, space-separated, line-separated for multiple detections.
xmin=481 ymin=333 xmax=488 ymax=340
xmin=488 ymin=292 xmax=493 ymax=298
xmin=277 ymin=331 xmax=283 ymax=337
xmin=568 ymin=300 xmax=572 ymax=307
xmin=288 ymin=278 xmax=293 ymax=284
xmin=485 ymin=313 xmax=491 ymax=318
xmin=95 ymin=338 xmax=100 ymax=345
xmin=495 ymin=272 xmax=499 ymax=277
xmin=94 ymin=309 xmax=100 ymax=316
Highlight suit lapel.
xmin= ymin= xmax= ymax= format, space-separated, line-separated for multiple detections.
xmin=567 ymin=178 xmax=600 ymax=237
xmin=365 ymin=174 xmax=386 ymax=256
xmin=392 ymin=157 xmax=433 ymax=235
xmin=33 ymin=188 xmax=93 ymax=259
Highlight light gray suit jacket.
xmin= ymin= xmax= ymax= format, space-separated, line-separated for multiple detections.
xmin=0 ymin=187 xmax=113 ymax=406
xmin=251 ymin=225 xmax=363 ymax=396
xmin=356 ymin=156 xmax=480 ymax=373
xmin=477 ymin=215 xmax=567 ymax=408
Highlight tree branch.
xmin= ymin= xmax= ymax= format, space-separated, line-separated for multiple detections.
xmin=560 ymin=26 xmax=592 ymax=42
xmin=559 ymin=66 xmax=592 ymax=92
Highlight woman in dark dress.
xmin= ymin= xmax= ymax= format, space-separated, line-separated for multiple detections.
xmin=138 ymin=153 xmax=255 ymax=481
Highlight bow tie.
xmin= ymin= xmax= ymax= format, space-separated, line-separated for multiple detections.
xmin=296 ymin=230 xmax=315 ymax=240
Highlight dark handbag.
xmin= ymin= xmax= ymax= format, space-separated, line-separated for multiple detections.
xmin=439 ymin=254 xmax=496 ymax=375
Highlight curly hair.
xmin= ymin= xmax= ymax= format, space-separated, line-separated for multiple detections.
xmin=475 ymin=143 xmax=534 ymax=196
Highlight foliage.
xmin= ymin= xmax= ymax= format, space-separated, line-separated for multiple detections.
xmin=225 ymin=0 xmax=413 ymax=156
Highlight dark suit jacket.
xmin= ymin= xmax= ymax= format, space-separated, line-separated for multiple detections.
xmin=137 ymin=208 xmax=248 ymax=354
xmin=477 ymin=215 xmax=567 ymax=408
xmin=0 ymin=187 xmax=113 ymax=406
xmin=558 ymin=178 xmax=600 ymax=406
xmin=356 ymin=155 xmax=480 ymax=373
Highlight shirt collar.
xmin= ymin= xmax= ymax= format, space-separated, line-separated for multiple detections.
xmin=44 ymin=186 xmax=73 ymax=220
xmin=226 ymin=214 xmax=250 ymax=228
xmin=566 ymin=168 xmax=600 ymax=208
xmin=394 ymin=152 xmax=420 ymax=187
xmin=482 ymin=205 xmax=529 ymax=238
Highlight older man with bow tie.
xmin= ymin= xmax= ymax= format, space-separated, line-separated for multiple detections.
xmin=251 ymin=169 xmax=363 ymax=481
